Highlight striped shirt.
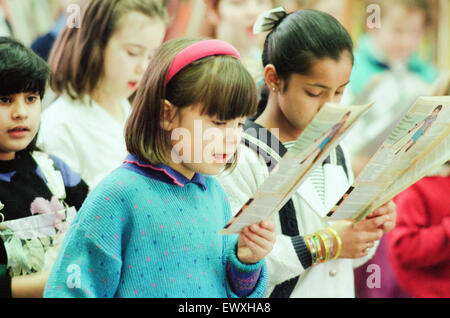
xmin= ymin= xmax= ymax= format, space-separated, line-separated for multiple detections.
xmin=284 ymin=141 xmax=325 ymax=204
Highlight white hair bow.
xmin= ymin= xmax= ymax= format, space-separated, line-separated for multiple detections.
xmin=253 ymin=7 xmax=288 ymax=35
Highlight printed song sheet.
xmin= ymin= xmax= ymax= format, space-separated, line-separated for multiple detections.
xmin=328 ymin=96 xmax=450 ymax=222
xmin=221 ymin=102 xmax=373 ymax=235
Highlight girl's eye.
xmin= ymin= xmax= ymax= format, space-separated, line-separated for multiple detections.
xmin=26 ymin=95 xmax=38 ymax=103
xmin=306 ymin=91 xmax=321 ymax=97
xmin=238 ymin=122 xmax=245 ymax=128
xmin=127 ymin=50 xmax=140 ymax=57
xmin=0 ymin=96 xmax=11 ymax=104
xmin=212 ymin=120 xmax=227 ymax=126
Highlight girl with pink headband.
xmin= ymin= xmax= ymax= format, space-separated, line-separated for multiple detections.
xmin=44 ymin=38 xmax=275 ymax=298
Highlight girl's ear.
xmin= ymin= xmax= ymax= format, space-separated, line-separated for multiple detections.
xmin=264 ymin=64 xmax=280 ymax=93
xmin=160 ymin=100 xmax=178 ymax=132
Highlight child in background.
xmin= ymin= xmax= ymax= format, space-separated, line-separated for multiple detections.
xmin=356 ymin=77 xmax=450 ymax=299
xmin=203 ymin=0 xmax=273 ymax=85
xmin=217 ymin=8 xmax=396 ymax=298
xmin=37 ymin=0 xmax=167 ymax=189
xmin=31 ymin=0 xmax=79 ymax=61
xmin=0 ymin=4 xmax=10 ymax=37
xmin=342 ymin=0 xmax=438 ymax=175
xmin=349 ymin=1 xmax=440 ymax=297
xmin=387 ymin=162 xmax=450 ymax=297
xmin=0 ymin=37 xmax=88 ymax=298
xmin=44 ymin=38 xmax=275 ymax=298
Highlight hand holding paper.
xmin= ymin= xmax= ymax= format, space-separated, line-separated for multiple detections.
xmin=329 ymin=219 xmax=383 ymax=259
xmin=237 ymin=220 xmax=276 ymax=264
xmin=366 ymin=200 xmax=397 ymax=233
xmin=221 ymin=102 xmax=373 ymax=235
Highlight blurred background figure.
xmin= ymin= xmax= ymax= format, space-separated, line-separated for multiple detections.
xmin=311 ymin=0 xmax=346 ymax=20
xmin=387 ymin=161 xmax=450 ymax=298
xmin=386 ymin=77 xmax=449 ymax=298
xmin=202 ymin=0 xmax=273 ymax=86
xmin=342 ymin=0 xmax=439 ymax=176
xmin=0 ymin=1 xmax=11 ymax=36
xmin=30 ymin=0 xmax=81 ymax=61
xmin=0 ymin=0 xmax=54 ymax=46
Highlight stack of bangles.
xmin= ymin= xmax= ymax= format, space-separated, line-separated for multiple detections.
xmin=304 ymin=227 xmax=342 ymax=265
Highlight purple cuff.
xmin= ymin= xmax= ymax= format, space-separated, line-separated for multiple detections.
xmin=226 ymin=257 xmax=262 ymax=297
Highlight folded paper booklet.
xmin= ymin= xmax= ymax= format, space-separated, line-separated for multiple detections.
xmin=328 ymin=96 xmax=450 ymax=222
xmin=221 ymin=102 xmax=374 ymax=235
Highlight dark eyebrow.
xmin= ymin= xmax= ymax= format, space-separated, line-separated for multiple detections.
xmin=306 ymin=80 xmax=350 ymax=89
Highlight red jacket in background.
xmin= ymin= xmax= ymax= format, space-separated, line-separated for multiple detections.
xmin=388 ymin=176 xmax=450 ymax=297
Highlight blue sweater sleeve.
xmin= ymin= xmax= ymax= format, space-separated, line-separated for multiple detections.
xmin=44 ymin=181 xmax=125 ymax=298
xmin=224 ymin=236 xmax=268 ymax=298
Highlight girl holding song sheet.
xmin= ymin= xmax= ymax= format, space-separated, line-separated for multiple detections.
xmin=218 ymin=7 xmax=396 ymax=298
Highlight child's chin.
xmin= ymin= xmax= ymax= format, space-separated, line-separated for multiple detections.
xmin=195 ymin=163 xmax=226 ymax=176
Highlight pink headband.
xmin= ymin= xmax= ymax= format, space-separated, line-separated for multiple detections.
xmin=165 ymin=39 xmax=241 ymax=85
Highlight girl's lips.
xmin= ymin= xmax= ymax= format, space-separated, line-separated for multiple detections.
xmin=7 ymin=127 xmax=30 ymax=138
xmin=213 ymin=154 xmax=232 ymax=163
xmin=127 ymin=81 xmax=138 ymax=90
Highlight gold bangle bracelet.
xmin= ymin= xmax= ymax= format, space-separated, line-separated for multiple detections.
xmin=312 ymin=234 xmax=323 ymax=264
xmin=325 ymin=227 xmax=342 ymax=259
xmin=317 ymin=230 xmax=331 ymax=262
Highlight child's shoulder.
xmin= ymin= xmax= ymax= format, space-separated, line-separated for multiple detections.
xmin=93 ymin=166 xmax=144 ymax=190
xmin=408 ymin=54 xmax=438 ymax=84
xmin=234 ymin=143 xmax=270 ymax=176
xmin=91 ymin=166 xmax=177 ymax=198
xmin=202 ymin=174 xmax=226 ymax=193
xmin=42 ymin=95 xmax=98 ymax=123
xmin=39 ymin=152 xmax=83 ymax=186
xmin=41 ymin=95 xmax=81 ymax=127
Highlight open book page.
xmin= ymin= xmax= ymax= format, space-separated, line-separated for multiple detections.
xmin=328 ymin=96 xmax=450 ymax=221
xmin=221 ymin=102 xmax=373 ymax=235
xmin=371 ymin=131 xmax=449 ymax=212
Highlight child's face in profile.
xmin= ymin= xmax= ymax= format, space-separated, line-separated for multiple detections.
xmin=371 ymin=4 xmax=426 ymax=63
xmin=275 ymin=52 xmax=353 ymax=137
xmin=99 ymin=11 xmax=166 ymax=99
xmin=0 ymin=92 xmax=41 ymax=160
xmin=215 ymin=0 xmax=272 ymax=52
xmin=166 ymin=103 xmax=246 ymax=178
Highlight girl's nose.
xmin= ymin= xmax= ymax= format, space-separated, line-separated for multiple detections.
xmin=135 ymin=58 xmax=149 ymax=75
xmin=325 ymin=91 xmax=342 ymax=104
xmin=11 ymin=99 xmax=28 ymax=120
xmin=224 ymin=126 xmax=242 ymax=149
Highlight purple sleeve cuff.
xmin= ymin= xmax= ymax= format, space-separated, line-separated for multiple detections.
xmin=226 ymin=248 xmax=263 ymax=297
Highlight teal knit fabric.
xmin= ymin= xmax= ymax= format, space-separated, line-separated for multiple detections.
xmin=43 ymin=162 xmax=267 ymax=298
xmin=349 ymin=35 xmax=437 ymax=96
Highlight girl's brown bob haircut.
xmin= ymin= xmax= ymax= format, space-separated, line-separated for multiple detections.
xmin=125 ymin=37 xmax=258 ymax=169
xmin=48 ymin=0 xmax=167 ymax=100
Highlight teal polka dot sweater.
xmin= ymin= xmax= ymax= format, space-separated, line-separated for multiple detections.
xmin=44 ymin=155 xmax=267 ymax=298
